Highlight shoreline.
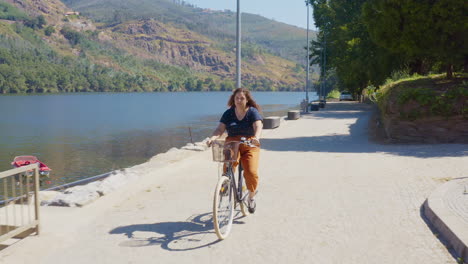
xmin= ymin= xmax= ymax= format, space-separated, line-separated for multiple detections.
xmin=39 ymin=139 xmax=212 ymax=207
xmin=36 ymin=112 xmax=292 ymax=207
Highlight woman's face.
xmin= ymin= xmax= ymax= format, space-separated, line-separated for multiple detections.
xmin=234 ymin=92 xmax=247 ymax=109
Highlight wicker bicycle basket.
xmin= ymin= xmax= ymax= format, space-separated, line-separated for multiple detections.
xmin=211 ymin=140 xmax=239 ymax=163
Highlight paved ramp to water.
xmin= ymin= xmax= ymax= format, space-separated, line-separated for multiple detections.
xmin=1 ymin=102 xmax=466 ymax=264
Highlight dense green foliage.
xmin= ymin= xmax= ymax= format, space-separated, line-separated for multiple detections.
xmin=0 ymin=19 xmax=284 ymax=94
xmin=0 ymin=2 xmax=46 ymax=30
xmin=326 ymin=88 xmax=340 ymax=99
xmin=362 ymin=0 xmax=467 ymax=79
xmin=0 ymin=33 xmax=156 ymax=93
xmin=0 ymin=2 xmax=28 ymax=21
xmin=0 ymin=24 xmax=234 ymax=94
xmin=376 ymin=74 xmax=468 ymax=120
xmin=309 ymin=0 xmax=405 ymax=95
xmin=308 ymin=0 xmax=467 ymax=96
xmin=23 ymin=15 xmax=46 ymax=29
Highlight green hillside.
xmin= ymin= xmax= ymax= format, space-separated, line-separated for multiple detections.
xmin=0 ymin=0 xmax=315 ymax=94
xmin=61 ymin=0 xmax=311 ymax=63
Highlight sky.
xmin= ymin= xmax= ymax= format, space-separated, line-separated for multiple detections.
xmin=184 ymin=0 xmax=316 ymax=30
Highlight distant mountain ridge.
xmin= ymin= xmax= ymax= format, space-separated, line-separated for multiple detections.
xmin=0 ymin=0 xmax=316 ymax=94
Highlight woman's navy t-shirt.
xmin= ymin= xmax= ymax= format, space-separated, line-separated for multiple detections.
xmin=220 ymin=107 xmax=263 ymax=137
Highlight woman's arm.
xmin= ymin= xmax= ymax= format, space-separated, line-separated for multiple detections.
xmin=207 ymin=122 xmax=226 ymax=146
xmin=252 ymin=120 xmax=263 ymax=145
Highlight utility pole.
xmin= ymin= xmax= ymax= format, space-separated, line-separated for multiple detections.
xmin=236 ymin=0 xmax=241 ymax=89
xmin=305 ymin=1 xmax=310 ymax=112
xmin=320 ymin=31 xmax=326 ymax=102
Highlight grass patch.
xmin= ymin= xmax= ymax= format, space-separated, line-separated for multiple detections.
xmin=377 ymin=73 xmax=468 ymax=120
xmin=327 ymin=88 xmax=340 ymax=99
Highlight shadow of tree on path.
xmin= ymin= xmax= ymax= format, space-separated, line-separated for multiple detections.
xmin=264 ymin=103 xmax=467 ymax=158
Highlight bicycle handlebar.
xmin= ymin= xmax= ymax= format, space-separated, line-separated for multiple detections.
xmin=239 ymin=137 xmax=259 ymax=148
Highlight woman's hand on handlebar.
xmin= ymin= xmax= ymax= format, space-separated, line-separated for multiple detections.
xmin=251 ymin=137 xmax=260 ymax=146
xmin=207 ymin=136 xmax=217 ymax=147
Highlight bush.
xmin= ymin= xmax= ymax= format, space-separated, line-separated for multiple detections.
xmin=24 ymin=15 xmax=47 ymax=29
xmin=60 ymin=27 xmax=83 ymax=46
xmin=327 ymin=88 xmax=340 ymax=99
xmin=44 ymin=26 xmax=55 ymax=36
xmin=378 ymin=74 xmax=468 ymax=120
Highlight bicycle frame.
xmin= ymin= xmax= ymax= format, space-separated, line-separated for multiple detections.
xmin=224 ymin=162 xmax=246 ymax=204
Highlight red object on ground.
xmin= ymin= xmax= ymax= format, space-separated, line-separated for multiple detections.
xmin=11 ymin=156 xmax=51 ymax=173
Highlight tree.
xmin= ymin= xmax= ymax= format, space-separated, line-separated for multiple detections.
xmin=37 ymin=15 xmax=46 ymax=29
xmin=220 ymin=80 xmax=234 ymax=91
xmin=362 ymin=0 xmax=468 ymax=78
xmin=184 ymin=78 xmax=195 ymax=91
xmin=60 ymin=27 xmax=83 ymax=46
xmin=24 ymin=15 xmax=46 ymax=29
xmin=309 ymin=0 xmax=401 ymax=94
xmin=195 ymin=79 xmax=203 ymax=91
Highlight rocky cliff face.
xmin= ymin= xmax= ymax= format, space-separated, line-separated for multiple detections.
xmin=109 ymin=20 xmax=236 ymax=76
xmin=7 ymin=0 xmax=72 ymax=23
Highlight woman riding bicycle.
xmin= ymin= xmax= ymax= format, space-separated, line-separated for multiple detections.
xmin=207 ymin=88 xmax=263 ymax=213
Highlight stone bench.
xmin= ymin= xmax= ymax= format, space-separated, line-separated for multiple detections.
xmin=287 ymin=110 xmax=300 ymax=120
xmin=263 ymin=116 xmax=280 ymax=129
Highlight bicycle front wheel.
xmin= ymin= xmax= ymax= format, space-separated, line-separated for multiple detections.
xmin=213 ymin=176 xmax=234 ymax=240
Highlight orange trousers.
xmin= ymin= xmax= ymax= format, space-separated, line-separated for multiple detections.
xmin=225 ymin=136 xmax=260 ymax=193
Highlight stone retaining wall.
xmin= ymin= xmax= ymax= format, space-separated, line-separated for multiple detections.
xmin=383 ymin=115 xmax=468 ymax=143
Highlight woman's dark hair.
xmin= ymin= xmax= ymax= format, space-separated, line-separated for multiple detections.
xmin=227 ymin=88 xmax=261 ymax=111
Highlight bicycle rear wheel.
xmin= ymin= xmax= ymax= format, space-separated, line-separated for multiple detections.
xmin=213 ymin=176 xmax=234 ymax=240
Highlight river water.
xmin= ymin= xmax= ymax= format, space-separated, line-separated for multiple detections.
xmin=0 ymin=92 xmax=315 ymax=188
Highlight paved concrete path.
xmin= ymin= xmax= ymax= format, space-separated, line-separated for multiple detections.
xmin=1 ymin=102 xmax=467 ymax=264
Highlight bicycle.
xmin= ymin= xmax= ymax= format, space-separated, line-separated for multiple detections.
xmin=211 ymin=137 xmax=257 ymax=240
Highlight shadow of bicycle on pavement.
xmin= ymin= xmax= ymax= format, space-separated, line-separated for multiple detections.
xmin=109 ymin=211 xmax=247 ymax=251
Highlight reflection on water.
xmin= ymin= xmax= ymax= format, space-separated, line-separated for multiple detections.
xmin=0 ymin=92 xmax=316 ymax=188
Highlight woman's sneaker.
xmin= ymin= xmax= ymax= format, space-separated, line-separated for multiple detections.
xmin=248 ymin=197 xmax=256 ymax=214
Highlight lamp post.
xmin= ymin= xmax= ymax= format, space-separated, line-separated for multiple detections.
xmin=305 ymin=1 xmax=310 ymax=112
xmin=236 ymin=0 xmax=241 ymax=89
xmin=320 ymin=30 xmax=326 ymax=103
xmin=323 ymin=31 xmax=326 ymax=101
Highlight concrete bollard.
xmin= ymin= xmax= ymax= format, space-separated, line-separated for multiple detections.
xmin=263 ymin=116 xmax=280 ymax=129
xmin=319 ymin=100 xmax=326 ymax=108
xmin=287 ymin=110 xmax=300 ymax=120
xmin=310 ymin=104 xmax=319 ymax=111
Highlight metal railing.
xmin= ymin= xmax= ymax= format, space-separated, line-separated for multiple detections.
xmin=0 ymin=164 xmax=40 ymax=243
